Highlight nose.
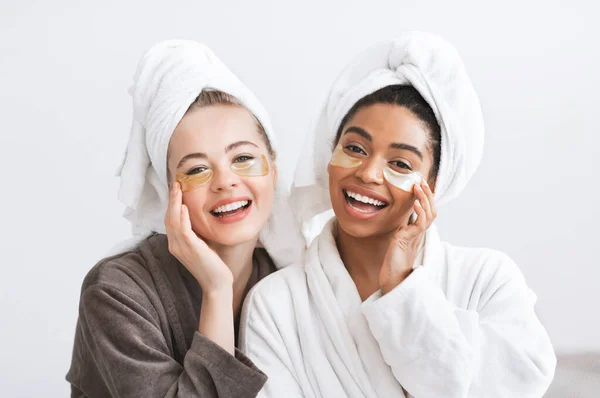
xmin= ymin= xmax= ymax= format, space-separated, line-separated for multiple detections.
xmin=210 ymin=168 xmax=241 ymax=192
xmin=355 ymin=157 xmax=384 ymax=185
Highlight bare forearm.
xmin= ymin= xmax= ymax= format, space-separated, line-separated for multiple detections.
xmin=199 ymin=288 xmax=235 ymax=356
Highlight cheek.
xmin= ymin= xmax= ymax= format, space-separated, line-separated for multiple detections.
xmin=327 ymin=164 xmax=352 ymax=191
xmin=245 ymin=175 xmax=275 ymax=208
xmin=181 ymin=189 xmax=210 ymax=223
xmin=388 ymin=187 xmax=416 ymax=215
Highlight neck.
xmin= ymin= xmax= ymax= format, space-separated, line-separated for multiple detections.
xmin=336 ymin=224 xmax=395 ymax=285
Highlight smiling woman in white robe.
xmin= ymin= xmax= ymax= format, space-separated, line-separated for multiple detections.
xmin=239 ymin=32 xmax=557 ymax=398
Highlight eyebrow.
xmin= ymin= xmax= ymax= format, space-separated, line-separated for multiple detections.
xmin=176 ymin=141 xmax=259 ymax=169
xmin=343 ymin=126 xmax=424 ymax=160
xmin=390 ymin=142 xmax=423 ymax=160
xmin=176 ymin=152 xmax=207 ymax=169
xmin=343 ymin=126 xmax=372 ymax=142
xmin=225 ymin=140 xmax=259 ymax=153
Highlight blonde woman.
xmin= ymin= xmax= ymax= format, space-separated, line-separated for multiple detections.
xmin=66 ymin=41 xmax=301 ymax=397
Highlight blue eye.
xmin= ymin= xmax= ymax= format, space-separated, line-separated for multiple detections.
xmin=234 ymin=155 xmax=254 ymax=163
xmin=390 ymin=161 xmax=412 ymax=171
xmin=187 ymin=166 xmax=208 ymax=175
xmin=344 ymin=145 xmax=366 ymax=155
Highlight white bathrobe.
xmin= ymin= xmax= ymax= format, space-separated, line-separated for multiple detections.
xmin=240 ymin=219 xmax=556 ymax=397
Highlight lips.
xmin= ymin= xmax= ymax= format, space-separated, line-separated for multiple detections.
xmin=209 ymin=197 xmax=252 ymax=218
xmin=344 ymin=190 xmax=387 ymax=207
xmin=341 ymin=185 xmax=390 ymax=219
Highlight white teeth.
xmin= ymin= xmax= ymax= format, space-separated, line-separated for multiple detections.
xmin=212 ymin=200 xmax=249 ymax=213
xmin=345 ymin=190 xmax=386 ymax=206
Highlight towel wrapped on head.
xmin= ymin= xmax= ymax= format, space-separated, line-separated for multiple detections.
xmin=112 ymin=40 xmax=302 ymax=267
xmin=291 ymin=31 xmax=485 ymax=243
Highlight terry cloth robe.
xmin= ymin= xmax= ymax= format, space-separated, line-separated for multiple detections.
xmin=240 ymin=219 xmax=556 ymax=398
xmin=67 ymin=234 xmax=275 ymax=397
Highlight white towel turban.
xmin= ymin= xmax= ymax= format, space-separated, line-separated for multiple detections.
xmin=112 ymin=40 xmax=302 ymax=267
xmin=291 ymin=32 xmax=485 ymax=243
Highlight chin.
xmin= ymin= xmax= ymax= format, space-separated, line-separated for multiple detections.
xmin=332 ymin=199 xmax=408 ymax=240
xmin=203 ymin=226 xmax=260 ymax=246
xmin=338 ymin=218 xmax=404 ymax=242
xmin=331 ymin=203 xmax=377 ymax=238
xmin=336 ymin=216 xmax=373 ymax=237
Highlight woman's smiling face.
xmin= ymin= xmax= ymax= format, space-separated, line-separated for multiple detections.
xmin=328 ymin=103 xmax=435 ymax=239
xmin=167 ymin=104 xmax=277 ymax=246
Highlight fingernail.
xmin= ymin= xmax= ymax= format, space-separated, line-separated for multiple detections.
xmin=423 ymin=180 xmax=429 ymax=187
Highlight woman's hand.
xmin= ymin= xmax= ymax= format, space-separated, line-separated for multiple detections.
xmin=379 ymin=179 xmax=437 ymax=294
xmin=165 ymin=182 xmax=233 ymax=294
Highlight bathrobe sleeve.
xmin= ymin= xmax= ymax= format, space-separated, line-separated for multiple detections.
xmin=73 ymin=283 xmax=267 ymax=397
xmin=361 ymin=251 xmax=556 ymax=398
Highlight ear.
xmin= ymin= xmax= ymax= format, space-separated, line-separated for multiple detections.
xmin=271 ymin=162 xmax=278 ymax=188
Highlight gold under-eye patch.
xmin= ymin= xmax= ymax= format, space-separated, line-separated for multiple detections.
xmin=230 ymin=154 xmax=270 ymax=177
xmin=176 ymin=154 xmax=270 ymax=193
xmin=329 ymin=144 xmax=363 ymax=168
xmin=176 ymin=169 xmax=214 ymax=192
xmin=329 ymin=144 xmax=422 ymax=193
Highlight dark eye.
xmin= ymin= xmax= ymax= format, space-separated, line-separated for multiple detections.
xmin=390 ymin=161 xmax=412 ymax=171
xmin=187 ymin=166 xmax=208 ymax=175
xmin=234 ymin=155 xmax=254 ymax=163
xmin=344 ymin=145 xmax=366 ymax=155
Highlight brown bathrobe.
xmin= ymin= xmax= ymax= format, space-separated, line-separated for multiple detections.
xmin=66 ymin=233 xmax=275 ymax=397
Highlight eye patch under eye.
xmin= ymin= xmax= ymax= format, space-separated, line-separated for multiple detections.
xmin=176 ymin=169 xmax=214 ymax=192
xmin=176 ymin=154 xmax=270 ymax=193
xmin=231 ymin=154 xmax=270 ymax=177
xmin=329 ymin=144 xmax=423 ymax=192
xmin=329 ymin=144 xmax=363 ymax=168
xmin=383 ymin=167 xmax=423 ymax=192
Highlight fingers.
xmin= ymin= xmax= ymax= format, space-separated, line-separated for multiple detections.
xmin=413 ymin=180 xmax=437 ymax=228
xmin=180 ymin=204 xmax=197 ymax=244
xmin=413 ymin=198 xmax=427 ymax=230
xmin=165 ymin=182 xmax=184 ymax=253
xmin=422 ymin=179 xmax=437 ymax=221
xmin=394 ymin=180 xmax=433 ymax=243
xmin=166 ymin=182 xmax=183 ymax=230
xmin=396 ymin=198 xmax=426 ymax=242
xmin=414 ymin=182 xmax=431 ymax=220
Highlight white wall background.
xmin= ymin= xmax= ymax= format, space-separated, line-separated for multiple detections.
xmin=1 ymin=0 xmax=597 ymax=396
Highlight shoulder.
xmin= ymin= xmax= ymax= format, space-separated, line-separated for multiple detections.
xmin=440 ymin=242 xmax=530 ymax=303
xmin=247 ymin=264 xmax=307 ymax=304
xmin=445 ymin=243 xmax=524 ymax=280
xmin=79 ymin=234 xmax=168 ymax=305
xmin=243 ymin=264 xmax=307 ymax=320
